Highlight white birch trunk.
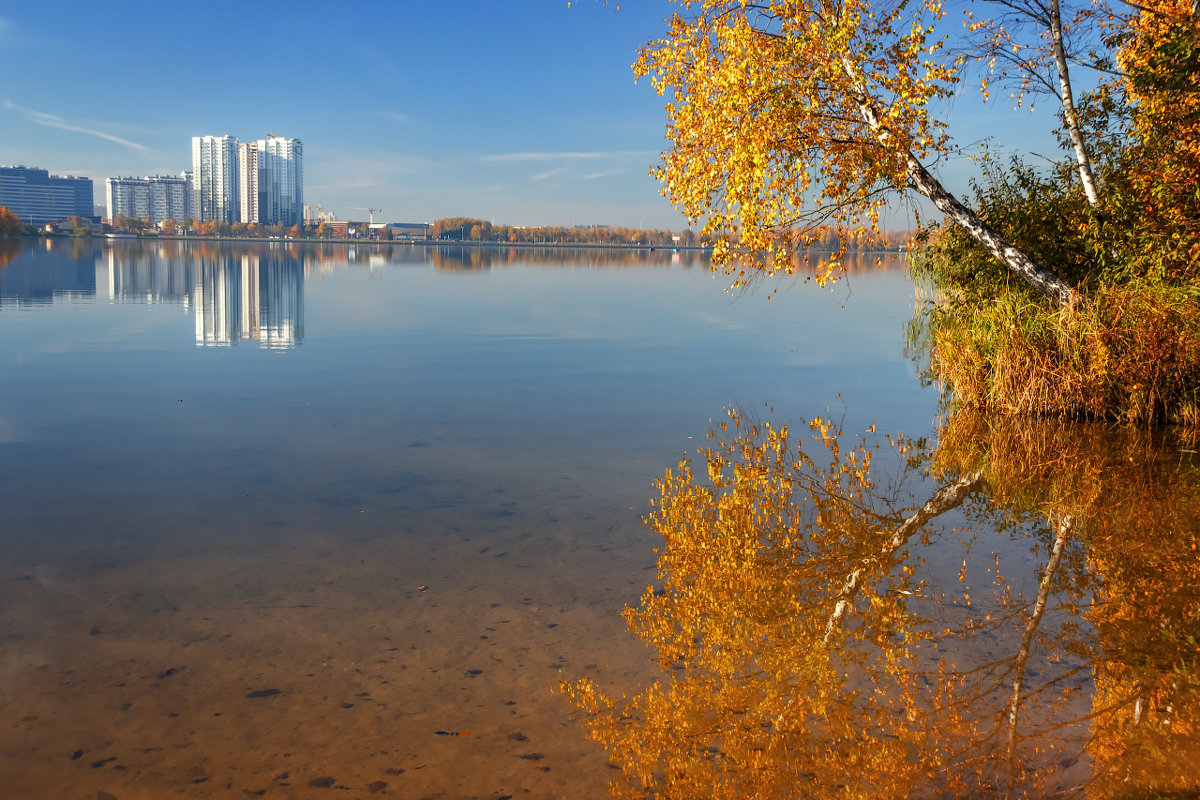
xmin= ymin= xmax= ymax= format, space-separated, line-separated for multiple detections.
xmin=1049 ymin=0 xmax=1101 ymax=207
xmin=906 ymin=157 xmax=1083 ymax=306
xmin=836 ymin=52 xmax=1084 ymax=307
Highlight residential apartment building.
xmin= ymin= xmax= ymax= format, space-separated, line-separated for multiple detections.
xmin=191 ymin=134 xmax=302 ymax=227
xmin=181 ymin=170 xmax=194 ymax=220
xmin=0 ymin=165 xmax=94 ymax=225
xmin=256 ymin=135 xmax=303 ymax=227
xmin=106 ymin=177 xmax=150 ymax=220
xmin=149 ymin=175 xmax=189 ymax=224
xmin=237 ymin=141 xmax=259 ymax=223
xmin=191 ymin=135 xmax=240 ymax=223
xmin=106 ymin=175 xmax=189 ymax=224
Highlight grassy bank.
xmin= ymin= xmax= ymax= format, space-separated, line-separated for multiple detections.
xmin=908 ymin=141 xmax=1200 ymax=426
xmin=912 ymin=275 xmax=1200 ymax=425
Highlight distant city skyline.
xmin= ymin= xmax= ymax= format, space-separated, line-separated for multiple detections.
xmin=1 ymin=2 xmax=1075 ymax=231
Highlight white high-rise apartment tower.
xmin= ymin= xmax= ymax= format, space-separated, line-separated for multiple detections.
xmin=191 ymin=135 xmax=239 ymax=223
xmin=257 ymin=136 xmax=303 ymax=227
xmin=238 ymin=141 xmax=259 ymax=224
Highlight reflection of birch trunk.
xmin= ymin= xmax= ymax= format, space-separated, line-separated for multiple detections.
xmin=822 ymin=471 xmax=984 ymax=646
xmin=772 ymin=470 xmax=985 ymax=734
xmin=1004 ymin=513 xmax=1073 ymax=799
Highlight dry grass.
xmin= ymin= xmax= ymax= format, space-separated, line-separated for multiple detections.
xmin=927 ymin=283 xmax=1200 ymax=426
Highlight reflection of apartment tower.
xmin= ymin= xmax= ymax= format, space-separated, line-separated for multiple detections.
xmin=238 ymin=142 xmax=259 ymax=223
xmin=257 ymin=136 xmax=303 ymax=227
xmin=258 ymin=255 xmax=303 ymax=349
xmin=194 ymin=256 xmax=243 ymax=346
xmin=239 ymin=254 xmax=260 ymax=339
xmin=192 ymin=252 xmax=303 ymax=348
xmin=191 ymin=135 xmax=239 ymax=223
xmin=101 ymin=248 xmax=194 ymax=302
xmin=0 ymin=243 xmax=96 ymax=305
xmin=106 ymin=176 xmax=189 ymax=224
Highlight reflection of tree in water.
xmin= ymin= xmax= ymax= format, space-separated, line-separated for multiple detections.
xmin=563 ymin=410 xmax=1199 ymax=798
xmin=430 ymin=246 xmax=497 ymax=271
xmin=936 ymin=415 xmax=1200 ymax=798
xmin=0 ymin=237 xmax=20 ymax=269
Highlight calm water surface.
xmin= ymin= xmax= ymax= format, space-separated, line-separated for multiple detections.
xmin=0 ymin=239 xmax=1195 ymax=798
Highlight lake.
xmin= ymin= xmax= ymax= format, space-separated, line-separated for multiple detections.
xmin=1 ymin=239 xmax=1196 ymax=798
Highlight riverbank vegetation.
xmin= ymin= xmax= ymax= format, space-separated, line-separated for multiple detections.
xmin=635 ymin=0 xmax=1199 ymax=423
xmin=910 ymin=0 xmax=1200 ymax=424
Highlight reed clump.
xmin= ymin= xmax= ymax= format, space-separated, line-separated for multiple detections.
xmin=924 ymin=281 xmax=1200 ymax=425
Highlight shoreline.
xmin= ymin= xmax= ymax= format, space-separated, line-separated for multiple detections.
xmin=9 ymin=232 xmax=907 ymax=255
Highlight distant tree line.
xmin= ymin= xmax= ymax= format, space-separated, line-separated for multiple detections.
xmin=429 ymin=217 xmax=910 ymax=250
xmin=429 ymin=217 xmax=699 ymax=246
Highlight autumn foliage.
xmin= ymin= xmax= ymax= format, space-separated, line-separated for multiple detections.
xmin=904 ymin=0 xmax=1200 ymax=422
xmin=0 ymin=206 xmax=21 ymax=236
xmin=637 ymin=0 xmax=1200 ymax=420
xmin=1108 ymin=0 xmax=1200 ymax=282
xmin=635 ymin=0 xmax=958 ymax=286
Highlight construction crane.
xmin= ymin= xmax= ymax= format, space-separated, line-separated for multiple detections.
xmin=350 ymin=207 xmax=382 ymax=225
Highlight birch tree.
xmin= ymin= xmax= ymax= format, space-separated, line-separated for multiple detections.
xmin=635 ymin=0 xmax=1085 ymax=305
xmin=964 ymin=0 xmax=1101 ymax=206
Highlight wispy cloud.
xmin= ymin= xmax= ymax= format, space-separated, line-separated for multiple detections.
xmin=484 ymin=151 xmax=605 ymax=163
xmin=4 ymin=100 xmax=153 ymax=153
xmin=306 ymin=147 xmax=435 ymax=194
xmin=531 ymin=167 xmax=566 ymax=181
xmin=378 ymin=111 xmax=414 ymax=124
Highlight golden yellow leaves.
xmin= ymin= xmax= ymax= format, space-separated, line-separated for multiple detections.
xmin=634 ymin=0 xmax=957 ymax=288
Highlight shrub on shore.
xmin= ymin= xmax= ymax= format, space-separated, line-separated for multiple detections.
xmin=910 ymin=154 xmax=1200 ymax=426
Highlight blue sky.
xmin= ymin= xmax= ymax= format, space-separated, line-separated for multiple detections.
xmin=1 ymin=1 xmax=1068 ymax=230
